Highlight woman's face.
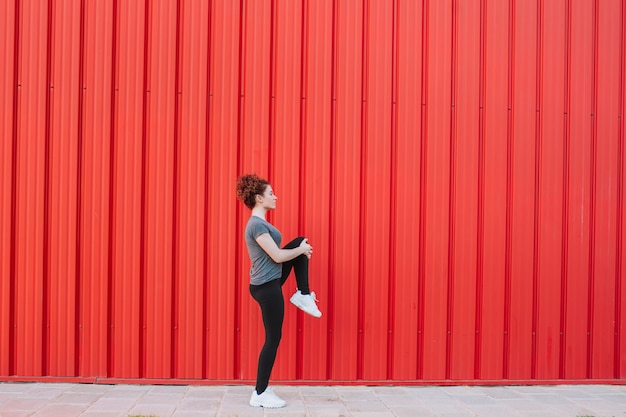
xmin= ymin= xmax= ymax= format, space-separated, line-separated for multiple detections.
xmin=257 ymin=185 xmax=278 ymax=210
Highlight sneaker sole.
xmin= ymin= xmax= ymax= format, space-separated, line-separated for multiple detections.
xmin=249 ymin=400 xmax=286 ymax=408
xmin=289 ymin=297 xmax=322 ymax=318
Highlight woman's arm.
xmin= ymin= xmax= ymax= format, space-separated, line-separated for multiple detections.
xmin=256 ymin=233 xmax=312 ymax=263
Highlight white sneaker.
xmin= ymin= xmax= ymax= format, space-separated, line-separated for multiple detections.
xmin=249 ymin=386 xmax=286 ymax=408
xmin=290 ymin=290 xmax=322 ymax=318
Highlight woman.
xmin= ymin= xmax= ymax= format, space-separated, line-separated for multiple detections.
xmin=236 ymin=173 xmax=322 ymax=409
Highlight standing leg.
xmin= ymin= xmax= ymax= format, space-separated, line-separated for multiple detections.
xmin=280 ymin=236 xmax=310 ymax=294
xmin=249 ymin=279 xmax=284 ymax=394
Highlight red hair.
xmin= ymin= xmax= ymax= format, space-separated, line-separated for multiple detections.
xmin=236 ymin=174 xmax=270 ymax=209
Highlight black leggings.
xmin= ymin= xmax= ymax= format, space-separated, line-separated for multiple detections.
xmin=249 ymin=236 xmax=311 ymax=394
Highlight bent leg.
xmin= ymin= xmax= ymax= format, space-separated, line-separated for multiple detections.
xmin=280 ymin=236 xmax=310 ymax=294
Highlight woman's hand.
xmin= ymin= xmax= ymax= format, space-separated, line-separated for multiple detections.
xmin=299 ymin=238 xmax=313 ymax=259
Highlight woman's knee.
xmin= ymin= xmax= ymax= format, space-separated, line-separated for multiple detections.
xmin=283 ymin=236 xmax=306 ymax=249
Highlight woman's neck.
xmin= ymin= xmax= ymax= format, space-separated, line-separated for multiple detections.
xmin=251 ymin=206 xmax=267 ymax=219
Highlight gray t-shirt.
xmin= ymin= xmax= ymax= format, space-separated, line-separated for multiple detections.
xmin=245 ymin=216 xmax=282 ymax=285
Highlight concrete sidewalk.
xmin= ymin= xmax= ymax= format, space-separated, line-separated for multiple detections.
xmin=0 ymin=382 xmax=624 ymax=417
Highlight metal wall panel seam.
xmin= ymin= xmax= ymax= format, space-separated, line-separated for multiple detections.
xmin=446 ymin=0 xmax=457 ymax=381
xmin=326 ymin=0 xmax=337 ymax=381
xmin=171 ymin=0 xmax=182 ymax=379
xmin=502 ymin=0 xmax=515 ymax=380
xmin=559 ymin=0 xmax=572 ymax=380
xmin=531 ymin=0 xmax=542 ymax=380
xmin=42 ymin=0 xmax=53 ymax=377
xmin=386 ymin=0 xmax=398 ymax=381
xmin=474 ymin=0 xmax=487 ymax=380
xmin=201 ymin=0 xmax=214 ymax=381
xmin=75 ymin=0 xmax=86 ymax=377
xmin=617 ymin=0 xmax=625 ymax=379
xmin=107 ymin=0 xmax=119 ymax=378
xmin=0 ymin=0 xmax=16 ymax=378
xmin=586 ymin=0 xmax=598 ymax=379
xmin=357 ymin=0 xmax=369 ymax=381
xmin=417 ymin=0 xmax=428 ymax=380
xmin=8 ymin=0 xmax=20 ymax=378
xmin=139 ymin=0 xmax=151 ymax=379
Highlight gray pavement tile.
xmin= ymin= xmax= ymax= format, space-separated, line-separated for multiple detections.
xmin=344 ymin=399 xmax=391 ymax=412
xmin=218 ymin=404 xmax=264 ymax=417
xmin=389 ymin=405 xmax=437 ymax=417
xmin=476 ymin=386 xmax=525 ymax=399
xmin=453 ymin=393 xmax=499 ymax=405
xmin=544 ymin=388 xmax=600 ymax=400
xmin=149 ymin=385 xmax=190 ymax=394
xmin=51 ymin=392 xmax=104 ymax=405
xmin=300 ymin=386 xmax=340 ymax=397
xmin=305 ymin=412 xmax=351 ymax=417
xmin=302 ymin=405 xmax=352 ymax=417
xmin=86 ymin=397 xmax=137 ymax=412
xmin=498 ymin=398 xmax=554 ymax=411
xmin=338 ymin=388 xmax=379 ymax=402
xmin=2 ymin=397 xmax=50 ymax=411
xmin=569 ymin=397 xmax=626 ymax=411
xmin=351 ymin=412 xmax=395 ymax=417
xmin=598 ymin=393 xmax=626 ymax=404
xmin=508 ymin=385 xmax=560 ymax=393
xmin=302 ymin=396 xmax=348 ymax=409
xmin=127 ymin=403 xmax=178 ymax=416
xmin=0 ymin=412 xmax=33 ymax=417
xmin=185 ymin=386 xmax=228 ymax=399
xmin=72 ymin=383 xmax=114 ymax=393
xmin=425 ymin=400 xmax=478 ymax=415
xmin=31 ymin=403 xmax=86 ymax=417
xmin=177 ymin=396 xmax=221 ymax=410
xmin=0 ymin=383 xmax=35 ymax=393
xmin=512 ymin=411 xmax=564 ymax=417
xmin=79 ymin=413 xmax=125 ymax=417
xmin=430 ymin=411 xmax=478 ymax=417
xmin=137 ymin=392 xmax=185 ymax=405
xmin=376 ymin=393 xmax=423 ymax=407
xmin=407 ymin=386 xmax=454 ymax=400
xmin=528 ymin=393 xmax=581 ymax=406
xmin=173 ymin=412 xmax=217 ymax=417
xmin=102 ymin=387 xmax=149 ymax=398
xmin=276 ymin=408 xmax=309 ymax=415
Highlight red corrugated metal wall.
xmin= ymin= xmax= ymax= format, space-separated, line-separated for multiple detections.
xmin=0 ymin=0 xmax=625 ymax=384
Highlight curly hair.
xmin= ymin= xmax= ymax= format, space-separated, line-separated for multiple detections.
xmin=236 ymin=173 xmax=270 ymax=209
